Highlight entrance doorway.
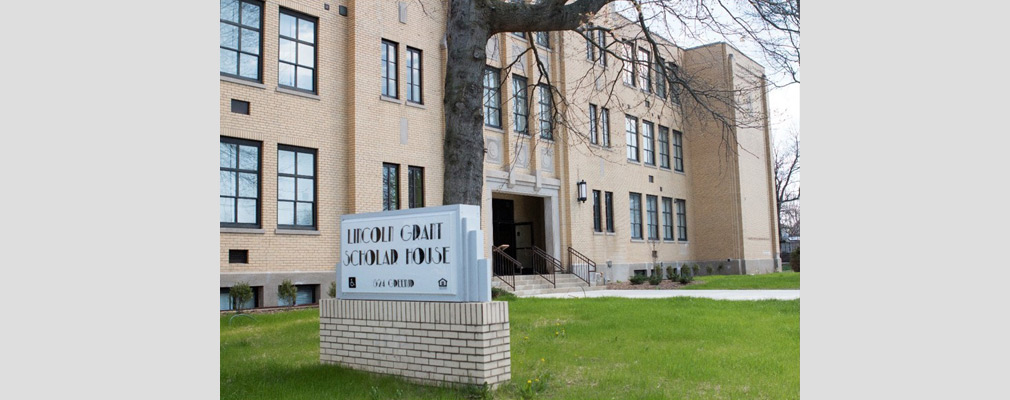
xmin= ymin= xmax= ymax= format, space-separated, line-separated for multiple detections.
xmin=491 ymin=194 xmax=546 ymax=275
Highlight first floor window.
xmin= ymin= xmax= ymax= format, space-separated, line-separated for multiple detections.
xmin=512 ymin=75 xmax=528 ymax=135
xmin=676 ymin=199 xmax=688 ymax=240
xmin=538 ymin=84 xmax=554 ymax=140
xmin=646 ymin=195 xmax=659 ymax=240
xmin=592 ymin=190 xmax=602 ymax=232
xmin=277 ymin=145 xmax=316 ymax=228
xmin=278 ymin=9 xmax=317 ymax=92
xmin=220 ymin=0 xmax=263 ymax=81
xmin=673 ymin=130 xmax=684 ymax=172
xmin=483 ymin=67 xmax=502 ymax=127
xmin=662 ymin=197 xmax=675 ymax=240
xmin=659 ymin=126 xmax=671 ymax=169
xmin=382 ymin=163 xmax=399 ymax=210
xmin=626 ymin=115 xmax=639 ymax=161
xmin=605 ymin=191 xmax=615 ymax=233
xmin=220 ymin=137 xmax=261 ymax=227
xmin=642 ymin=120 xmax=655 ymax=165
xmin=408 ymin=166 xmax=424 ymax=208
xmin=629 ymin=193 xmax=642 ymax=239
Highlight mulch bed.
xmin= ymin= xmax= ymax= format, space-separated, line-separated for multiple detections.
xmin=606 ymin=280 xmax=705 ymax=290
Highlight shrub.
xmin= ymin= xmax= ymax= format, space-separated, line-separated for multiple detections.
xmin=678 ymin=272 xmax=694 ymax=284
xmin=666 ymin=266 xmax=676 ymax=281
xmin=491 ymin=287 xmax=517 ymax=301
xmin=705 ymin=265 xmax=713 ymax=275
xmin=717 ymin=264 xmax=725 ymax=274
xmin=328 ymin=281 xmax=337 ymax=298
xmin=629 ymin=273 xmax=647 ymax=285
xmin=278 ymin=279 xmax=297 ymax=307
xmin=791 ymin=246 xmax=800 ymax=272
xmin=693 ymin=264 xmax=701 ymax=275
xmin=648 ymin=273 xmax=662 ymax=285
xmin=229 ymin=282 xmax=253 ymax=313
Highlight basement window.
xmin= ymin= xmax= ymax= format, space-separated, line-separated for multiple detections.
xmin=229 ymin=249 xmax=249 ymax=263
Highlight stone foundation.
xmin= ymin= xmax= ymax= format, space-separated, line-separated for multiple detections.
xmin=319 ymin=299 xmax=511 ymax=387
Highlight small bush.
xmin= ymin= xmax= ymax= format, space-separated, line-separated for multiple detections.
xmin=678 ymin=272 xmax=694 ymax=284
xmin=629 ymin=274 xmax=647 ymax=285
xmin=492 ymin=287 xmax=518 ymax=301
xmin=705 ymin=265 xmax=713 ymax=275
xmin=278 ymin=279 xmax=297 ymax=307
xmin=666 ymin=266 xmax=676 ymax=281
xmin=648 ymin=274 xmax=662 ymax=285
xmin=717 ymin=264 xmax=725 ymax=274
xmin=229 ymin=282 xmax=253 ymax=313
xmin=693 ymin=265 xmax=701 ymax=275
xmin=328 ymin=281 xmax=337 ymax=298
xmin=791 ymin=246 xmax=800 ymax=272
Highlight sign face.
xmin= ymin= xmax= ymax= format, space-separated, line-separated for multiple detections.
xmin=336 ymin=204 xmax=491 ymax=302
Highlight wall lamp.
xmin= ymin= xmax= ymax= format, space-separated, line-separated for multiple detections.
xmin=576 ymin=180 xmax=587 ymax=202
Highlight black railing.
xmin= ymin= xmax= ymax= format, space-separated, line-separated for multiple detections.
xmin=531 ymin=246 xmax=562 ymax=288
xmin=491 ymin=246 xmax=519 ymax=290
xmin=567 ymin=247 xmax=596 ymax=286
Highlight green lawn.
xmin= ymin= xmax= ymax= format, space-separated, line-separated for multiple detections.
xmin=222 ymin=298 xmax=799 ymax=399
xmin=684 ymin=271 xmax=800 ymax=290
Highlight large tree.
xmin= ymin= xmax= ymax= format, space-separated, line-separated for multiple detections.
xmin=442 ymin=0 xmax=800 ymax=205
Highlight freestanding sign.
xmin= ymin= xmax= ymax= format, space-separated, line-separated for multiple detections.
xmin=335 ymin=204 xmax=491 ymax=302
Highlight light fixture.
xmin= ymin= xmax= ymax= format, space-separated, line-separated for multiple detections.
xmin=576 ymin=180 xmax=587 ymax=203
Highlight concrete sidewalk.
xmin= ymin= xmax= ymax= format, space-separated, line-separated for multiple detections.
xmin=528 ymin=289 xmax=800 ymax=301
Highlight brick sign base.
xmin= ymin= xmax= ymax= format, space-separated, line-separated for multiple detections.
xmin=320 ymin=299 xmax=511 ymax=387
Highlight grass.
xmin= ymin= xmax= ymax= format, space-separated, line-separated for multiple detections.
xmin=222 ymin=298 xmax=798 ymax=399
xmin=684 ymin=271 xmax=800 ymax=290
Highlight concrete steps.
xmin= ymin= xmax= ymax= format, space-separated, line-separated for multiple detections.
xmin=493 ymin=273 xmax=606 ymax=297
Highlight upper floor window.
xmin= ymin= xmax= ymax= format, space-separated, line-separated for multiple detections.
xmin=658 ymin=125 xmax=671 ymax=169
xmin=382 ymin=163 xmax=399 ymax=211
xmin=220 ymin=137 xmax=261 ymax=228
xmin=408 ymin=166 xmax=424 ymax=208
xmin=278 ymin=9 xmax=316 ymax=93
xmin=381 ymin=40 xmax=398 ymax=98
xmin=512 ymin=75 xmax=529 ymax=135
xmin=642 ymin=120 xmax=655 ymax=166
xmin=483 ymin=67 xmax=502 ymax=128
xmin=601 ymin=107 xmax=611 ymax=147
xmin=589 ymin=104 xmax=598 ymax=145
xmin=220 ymin=0 xmax=263 ymax=81
xmin=406 ymin=47 xmax=422 ymax=103
xmin=625 ymin=115 xmax=639 ymax=162
xmin=622 ymin=42 xmax=635 ymax=86
xmin=277 ymin=145 xmax=316 ymax=229
xmin=629 ymin=192 xmax=643 ymax=240
xmin=637 ymin=47 xmax=651 ymax=93
xmin=596 ymin=30 xmax=607 ymax=67
xmin=535 ymin=32 xmax=550 ymax=48
xmin=673 ymin=130 xmax=684 ymax=172
xmin=646 ymin=195 xmax=659 ymax=240
xmin=655 ymin=57 xmax=668 ymax=100
xmin=538 ymin=84 xmax=554 ymax=140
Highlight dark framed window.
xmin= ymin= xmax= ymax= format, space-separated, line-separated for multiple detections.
xmin=221 ymin=287 xmax=259 ymax=311
xmin=626 ymin=115 xmax=639 ymax=161
xmin=592 ymin=190 xmax=602 ymax=232
xmin=629 ymin=192 xmax=643 ymax=240
xmin=382 ymin=163 xmax=399 ymax=211
xmin=278 ymin=9 xmax=316 ymax=93
xmin=230 ymin=99 xmax=250 ymax=115
xmin=538 ymin=84 xmax=553 ymax=140
xmin=586 ymin=29 xmax=594 ymax=61
xmin=483 ymin=67 xmax=501 ymax=128
xmin=228 ymin=249 xmax=249 ymax=264
xmin=406 ymin=47 xmax=422 ymax=103
xmin=220 ymin=0 xmax=263 ymax=81
xmin=655 ymin=57 xmax=667 ymax=100
xmin=381 ymin=40 xmax=398 ymax=98
xmin=408 ymin=166 xmax=424 ymax=208
xmin=622 ymin=42 xmax=635 ymax=86
xmin=646 ymin=195 xmax=659 ymax=240
xmin=279 ymin=284 xmax=318 ymax=306
xmin=220 ymin=136 xmax=261 ymax=228
xmin=638 ymin=47 xmax=651 ymax=93
xmin=277 ymin=145 xmax=316 ymax=229
xmin=589 ymin=104 xmax=598 ymax=145
xmin=535 ymin=32 xmax=549 ymax=48
xmin=596 ymin=30 xmax=607 ymax=67
xmin=673 ymin=130 xmax=684 ymax=172
xmin=605 ymin=191 xmax=615 ymax=233
xmin=642 ymin=120 xmax=655 ymax=166
xmin=601 ymin=107 xmax=611 ymax=147
xmin=512 ymin=75 xmax=529 ymax=135
xmin=659 ymin=126 xmax=670 ymax=169
xmin=662 ymin=197 xmax=674 ymax=240
xmin=668 ymin=62 xmax=682 ymax=104
xmin=676 ymin=199 xmax=687 ymax=240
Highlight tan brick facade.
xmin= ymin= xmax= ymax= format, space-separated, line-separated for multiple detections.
xmin=219 ymin=2 xmax=779 ymax=308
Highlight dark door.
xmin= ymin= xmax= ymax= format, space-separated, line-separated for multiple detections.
xmin=492 ymin=199 xmax=516 ymax=259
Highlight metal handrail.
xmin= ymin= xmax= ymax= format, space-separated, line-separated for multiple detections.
xmin=531 ymin=246 xmax=561 ymax=288
xmin=567 ymin=246 xmax=597 ymax=286
xmin=491 ymin=246 xmax=519 ymax=290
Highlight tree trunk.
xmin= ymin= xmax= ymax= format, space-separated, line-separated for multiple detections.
xmin=442 ymin=0 xmax=491 ymax=206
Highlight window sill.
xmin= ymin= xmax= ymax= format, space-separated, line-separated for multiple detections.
xmin=627 ymin=159 xmax=640 ymax=164
xmin=275 ymin=229 xmax=321 ymax=235
xmin=221 ymin=75 xmax=266 ymax=89
xmin=485 ymin=125 xmax=505 ymax=133
xmin=606 ymin=231 xmax=616 ymax=236
xmin=276 ymin=87 xmax=320 ymax=100
xmin=630 ymin=238 xmax=645 ymax=243
xmin=674 ymin=170 xmax=686 ymax=175
xmin=221 ymin=227 xmax=265 ymax=234
xmin=405 ymin=101 xmax=426 ymax=109
xmin=380 ymin=95 xmax=402 ymax=104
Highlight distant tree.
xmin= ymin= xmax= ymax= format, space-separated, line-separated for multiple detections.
xmin=774 ymin=130 xmax=800 ymax=237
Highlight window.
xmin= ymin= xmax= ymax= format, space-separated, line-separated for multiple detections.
xmin=483 ymin=67 xmax=501 ymax=128
xmin=512 ymin=75 xmax=529 ymax=135
xmin=538 ymin=84 xmax=553 ymax=140
xmin=673 ymin=130 xmax=684 ymax=172
xmin=638 ymin=47 xmax=651 ymax=92
xmin=406 ymin=47 xmax=422 ymax=103
xmin=278 ymin=9 xmax=316 ymax=92
xmin=642 ymin=120 xmax=655 ymax=166
xmin=646 ymin=195 xmax=659 ymax=240
xmin=588 ymin=104 xmax=598 ymax=145
xmin=230 ymin=99 xmax=250 ymax=115
xmin=625 ymin=115 xmax=639 ymax=161
xmin=622 ymin=42 xmax=635 ymax=86
xmin=601 ymin=107 xmax=611 ymax=147
xmin=277 ymin=145 xmax=316 ymax=228
xmin=408 ymin=166 xmax=424 ymax=208
xmin=658 ymin=126 xmax=670 ymax=169
xmin=662 ymin=197 xmax=674 ymax=240
xmin=381 ymin=40 xmax=398 ymax=98
xmin=220 ymin=0 xmax=262 ymax=81
xmin=655 ymin=57 xmax=667 ymax=100
xmin=220 ymin=137 xmax=260 ymax=228
xmin=228 ymin=249 xmax=249 ymax=264
xmin=668 ymin=62 xmax=682 ymax=103
xmin=605 ymin=191 xmax=615 ymax=233
xmin=535 ymin=32 xmax=549 ymax=48
xmin=676 ymin=199 xmax=687 ymax=240
xmin=629 ymin=193 xmax=643 ymax=239
xmin=592 ymin=190 xmax=602 ymax=232
xmin=221 ymin=287 xmax=259 ymax=311
xmin=584 ymin=26 xmax=604 ymax=64
xmin=279 ymin=284 xmax=318 ymax=306
xmin=382 ymin=163 xmax=399 ymax=211
xmin=586 ymin=30 xmax=594 ymax=61
xmin=596 ymin=30 xmax=607 ymax=67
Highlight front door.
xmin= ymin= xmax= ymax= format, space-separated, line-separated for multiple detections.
xmin=514 ymin=222 xmax=534 ymax=274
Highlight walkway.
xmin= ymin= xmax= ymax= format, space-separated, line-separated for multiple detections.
xmin=527 ymin=289 xmax=799 ymax=301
